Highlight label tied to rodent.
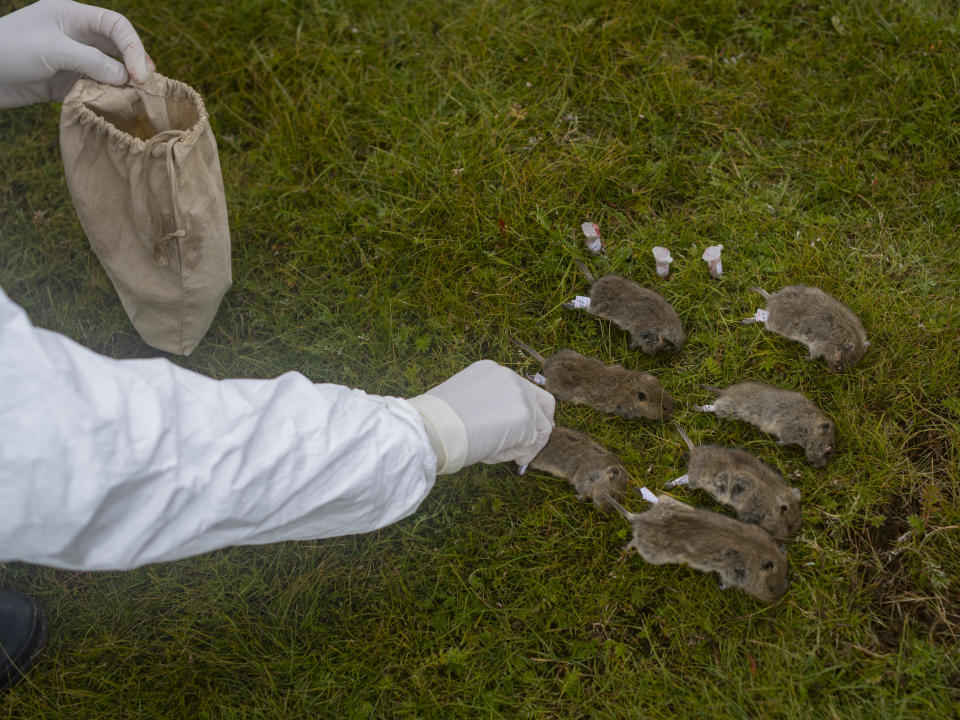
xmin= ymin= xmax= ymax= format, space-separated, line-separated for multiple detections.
xmin=665 ymin=474 xmax=689 ymax=488
xmin=639 ymin=486 xmax=659 ymax=504
xmin=694 ymin=404 xmax=716 ymax=413
xmin=517 ymin=463 xmax=528 ymax=475
xmin=585 ymin=237 xmax=603 ymax=254
xmin=749 ymin=308 xmax=769 ymax=323
xmin=570 ymin=295 xmax=591 ymax=309
xmin=530 ymin=373 xmax=547 ymax=386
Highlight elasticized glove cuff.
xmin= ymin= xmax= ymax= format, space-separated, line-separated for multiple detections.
xmin=407 ymin=394 xmax=469 ymax=475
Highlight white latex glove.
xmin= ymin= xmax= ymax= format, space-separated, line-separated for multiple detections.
xmin=407 ymin=360 xmax=555 ymax=475
xmin=0 ymin=0 xmax=153 ymax=108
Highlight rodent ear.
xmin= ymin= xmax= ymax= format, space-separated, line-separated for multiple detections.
xmin=637 ymin=391 xmax=647 ymax=401
xmin=779 ymin=504 xmax=789 ymax=515
xmin=820 ymin=422 xmax=832 ymax=433
xmin=761 ymin=560 xmax=775 ymax=572
xmin=605 ymin=467 xmax=627 ymax=486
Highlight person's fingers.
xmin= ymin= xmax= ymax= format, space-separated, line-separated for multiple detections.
xmin=47 ymin=70 xmax=82 ymax=101
xmin=530 ymin=383 xmax=556 ymax=424
xmin=82 ymin=31 xmax=122 ymax=58
xmin=104 ymin=12 xmax=147 ymax=83
xmin=63 ymin=2 xmax=147 ymax=83
xmin=48 ymin=37 xmax=127 ymax=85
xmin=508 ymin=397 xmax=554 ymax=466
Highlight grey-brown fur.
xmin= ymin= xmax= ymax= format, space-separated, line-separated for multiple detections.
xmin=744 ymin=285 xmax=868 ymax=371
xmin=529 ymin=426 xmax=628 ymax=510
xmin=604 ymin=494 xmax=789 ymax=602
xmin=570 ymin=262 xmax=686 ymax=355
xmin=703 ymin=382 xmax=835 ymax=468
xmin=513 ymin=340 xmax=673 ymax=420
xmin=676 ymin=426 xmax=802 ymax=539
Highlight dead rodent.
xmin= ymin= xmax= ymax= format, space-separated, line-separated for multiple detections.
xmin=699 ymin=382 xmax=835 ymax=468
xmin=744 ymin=285 xmax=869 ymax=371
xmin=568 ymin=261 xmax=686 ymax=355
xmin=604 ymin=493 xmax=789 ymax=602
xmin=674 ymin=425 xmax=802 ymax=539
xmin=528 ymin=426 xmax=628 ymax=511
xmin=513 ymin=339 xmax=673 ymax=420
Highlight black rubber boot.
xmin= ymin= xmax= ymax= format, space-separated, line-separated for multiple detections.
xmin=0 ymin=589 xmax=47 ymax=692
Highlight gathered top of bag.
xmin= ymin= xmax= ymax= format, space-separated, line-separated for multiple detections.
xmin=65 ymin=73 xmax=211 ymax=155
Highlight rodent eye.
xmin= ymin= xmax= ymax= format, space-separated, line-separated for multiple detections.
xmin=637 ymin=391 xmax=647 ymax=401
xmin=762 ymin=561 xmax=775 ymax=572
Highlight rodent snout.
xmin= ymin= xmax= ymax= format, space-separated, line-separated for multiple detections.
xmin=771 ymin=575 xmax=789 ymax=599
xmin=660 ymin=393 xmax=674 ymax=418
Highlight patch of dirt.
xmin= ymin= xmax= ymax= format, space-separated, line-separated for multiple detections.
xmin=850 ymin=493 xmax=960 ymax=651
xmin=901 ymin=412 xmax=958 ymax=479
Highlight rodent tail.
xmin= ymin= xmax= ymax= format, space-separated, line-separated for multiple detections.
xmin=574 ymin=259 xmax=595 ymax=284
xmin=511 ymin=336 xmax=546 ymax=365
xmin=701 ymin=384 xmax=723 ymax=396
xmin=750 ymin=286 xmax=770 ymax=300
xmin=601 ymin=493 xmax=632 ymax=521
xmin=675 ymin=424 xmax=695 ymax=451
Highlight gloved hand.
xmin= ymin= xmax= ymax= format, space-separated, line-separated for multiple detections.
xmin=0 ymin=0 xmax=153 ymax=109
xmin=407 ymin=360 xmax=555 ymax=475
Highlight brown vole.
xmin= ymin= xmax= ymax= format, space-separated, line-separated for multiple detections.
xmin=604 ymin=493 xmax=789 ymax=602
xmin=565 ymin=262 xmax=686 ymax=355
xmin=696 ymin=382 xmax=835 ymax=468
xmin=671 ymin=426 xmax=802 ymax=539
xmin=513 ymin=339 xmax=673 ymax=420
xmin=528 ymin=426 xmax=628 ymax=510
xmin=743 ymin=285 xmax=869 ymax=371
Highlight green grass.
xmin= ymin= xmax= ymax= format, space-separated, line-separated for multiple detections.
xmin=2 ymin=0 xmax=959 ymax=716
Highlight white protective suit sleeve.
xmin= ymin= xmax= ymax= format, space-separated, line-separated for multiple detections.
xmin=0 ymin=286 xmax=438 ymax=570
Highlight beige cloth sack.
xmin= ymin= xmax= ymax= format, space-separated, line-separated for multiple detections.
xmin=60 ymin=72 xmax=231 ymax=355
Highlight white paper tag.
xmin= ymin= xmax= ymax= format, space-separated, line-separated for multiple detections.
xmin=639 ymin=486 xmax=659 ymax=504
xmin=585 ymin=237 xmax=603 ymax=254
xmin=517 ymin=463 xmax=528 ymax=475
xmin=531 ymin=373 xmax=547 ymax=386
xmin=665 ymin=474 xmax=689 ymax=488
xmin=694 ymin=404 xmax=716 ymax=413
xmin=753 ymin=308 xmax=769 ymax=322
xmin=570 ymin=295 xmax=591 ymax=309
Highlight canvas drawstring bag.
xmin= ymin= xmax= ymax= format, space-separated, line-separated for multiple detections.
xmin=60 ymin=72 xmax=231 ymax=355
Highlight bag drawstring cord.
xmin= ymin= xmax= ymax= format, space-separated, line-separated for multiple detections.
xmin=145 ymin=130 xmax=188 ymax=266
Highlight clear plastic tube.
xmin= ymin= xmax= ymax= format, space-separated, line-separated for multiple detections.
xmin=652 ymin=246 xmax=673 ymax=277
xmin=702 ymin=244 xmax=723 ymax=278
